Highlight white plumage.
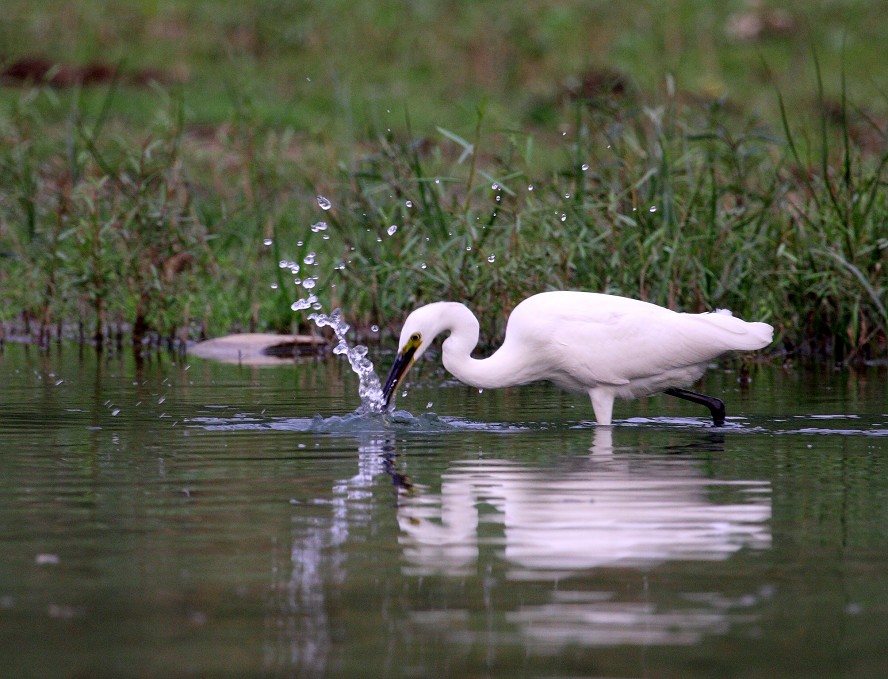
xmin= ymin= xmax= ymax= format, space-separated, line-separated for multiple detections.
xmin=382 ymin=291 xmax=773 ymax=425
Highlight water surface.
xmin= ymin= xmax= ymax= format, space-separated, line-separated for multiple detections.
xmin=1 ymin=345 xmax=886 ymax=677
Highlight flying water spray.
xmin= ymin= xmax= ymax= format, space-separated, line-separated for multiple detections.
xmin=309 ymin=309 xmax=386 ymax=414
xmin=282 ymin=195 xmax=387 ymax=414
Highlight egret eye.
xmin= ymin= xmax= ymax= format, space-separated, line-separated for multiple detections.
xmin=409 ymin=332 xmax=421 ymax=344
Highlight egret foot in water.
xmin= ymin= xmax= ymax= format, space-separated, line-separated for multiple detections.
xmin=664 ymin=387 xmax=726 ymax=426
xmin=382 ymin=291 xmax=773 ymax=425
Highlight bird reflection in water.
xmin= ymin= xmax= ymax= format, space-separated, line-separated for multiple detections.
xmin=398 ymin=428 xmax=770 ymax=577
xmin=397 ymin=427 xmax=772 ymax=648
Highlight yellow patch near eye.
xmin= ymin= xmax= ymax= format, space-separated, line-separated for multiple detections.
xmin=409 ymin=332 xmax=421 ymax=347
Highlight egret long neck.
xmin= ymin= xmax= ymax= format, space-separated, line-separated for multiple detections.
xmin=438 ymin=307 xmax=533 ymax=389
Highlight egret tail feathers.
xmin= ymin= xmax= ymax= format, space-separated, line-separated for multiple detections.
xmin=745 ymin=321 xmax=774 ymax=349
xmin=693 ymin=312 xmax=773 ymax=351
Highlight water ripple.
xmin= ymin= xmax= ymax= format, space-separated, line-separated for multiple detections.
xmin=187 ymin=409 xmax=463 ymax=434
xmin=185 ymin=410 xmax=887 ymax=437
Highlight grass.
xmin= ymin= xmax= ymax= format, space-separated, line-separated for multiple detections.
xmin=0 ymin=1 xmax=886 ymax=361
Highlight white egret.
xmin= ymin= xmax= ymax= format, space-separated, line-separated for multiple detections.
xmin=382 ymin=292 xmax=773 ymax=426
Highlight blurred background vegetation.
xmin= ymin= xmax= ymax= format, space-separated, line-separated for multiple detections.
xmin=1 ymin=0 xmax=886 ymax=360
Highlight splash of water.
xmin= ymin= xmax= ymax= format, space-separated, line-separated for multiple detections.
xmin=283 ymin=196 xmax=387 ymax=415
xmin=309 ymin=309 xmax=386 ymax=414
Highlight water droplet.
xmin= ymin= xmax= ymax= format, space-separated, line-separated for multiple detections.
xmin=270 ymin=283 xmax=278 ymax=290
xmin=491 ymin=183 xmax=498 ymax=190
xmin=478 ymin=388 xmax=484 ymax=394
xmin=420 ymin=262 xmax=427 ymax=269
xmin=316 ymin=195 xmax=332 ymax=210
xmin=495 ymin=195 xmax=501 ymax=202
xmin=405 ymin=200 xmax=413 ymax=208
xmin=302 ymin=279 xmax=316 ymax=289
xmin=528 ymin=184 xmax=534 ymax=191
xmin=278 ymin=260 xmax=288 ymax=268
xmin=263 ymin=238 xmax=273 ymax=246
xmin=304 ymin=252 xmax=316 ymax=265
xmin=426 ymin=402 xmax=433 ymax=409
xmin=649 ymin=205 xmax=657 ymax=212
xmin=291 ymin=299 xmax=311 ymax=311
xmin=293 ymin=277 xmax=301 ymax=285
xmin=297 ymin=240 xmax=303 ymax=247
xmin=565 ymin=193 xmax=571 ymax=199
xmin=387 ymin=225 xmax=398 ymax=236
xmin=371 ymin=324 xmax=379 ymax=332
xmin=466 ymin=246 xmax=472 ymax=251
xmin=434 ymin=178 xmax=441 ymax=184
xmin=560 ymin=213 xmax=567 ymax=222
xmin=111 ymin=408 xmax=121 ymax=417
xmin=487 ymin=254 xmax=496 ymax=263
xmin=581 ymin=163 xmax=590 ymax=171
xmin=311 ymin=221 xmax=328 ymax=232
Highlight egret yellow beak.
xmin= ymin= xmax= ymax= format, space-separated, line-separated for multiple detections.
xmin=382 ymin=335 xmax=421 ymax=407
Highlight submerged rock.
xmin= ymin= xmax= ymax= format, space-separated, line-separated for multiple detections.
xmin=188 ymin=333 xmax=326 ymax=365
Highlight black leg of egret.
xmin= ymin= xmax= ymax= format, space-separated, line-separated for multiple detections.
xmin=664 ymin=387 xmax=726 ymax=426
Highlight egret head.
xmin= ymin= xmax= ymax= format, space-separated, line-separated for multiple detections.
xmin=382 ymin=304 xmax=449 ymax=407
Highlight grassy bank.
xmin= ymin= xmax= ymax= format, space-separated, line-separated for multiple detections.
xmin=1 ymin=1 xmax=886 ymax=361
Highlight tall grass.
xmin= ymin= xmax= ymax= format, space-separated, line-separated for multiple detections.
xmin=1 ymin=86 xmax=209 ymax=348
xmin=775 ymin=58 xmax=888 ymax=359
xmin=0 ymin=85 xmax=321 ymax=346
xmin=331 ymin=92 xmax=886 ymax=361
xmin=0 ymin=77 xmax=885 ymax=361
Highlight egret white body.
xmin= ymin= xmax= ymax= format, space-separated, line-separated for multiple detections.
xmin=382 ymin=291 xmax=773 ymax=425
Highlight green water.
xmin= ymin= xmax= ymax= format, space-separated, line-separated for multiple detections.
xmin=1 ymin=345 xmax=886 ymax=678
